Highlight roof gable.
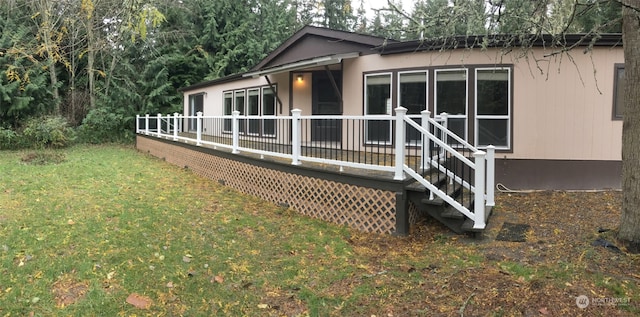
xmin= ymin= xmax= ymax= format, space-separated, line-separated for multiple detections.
xmin=251 ymin=25 xmax=391 ymax=70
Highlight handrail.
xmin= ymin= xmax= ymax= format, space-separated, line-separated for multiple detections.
xmin=136 ymin=109 xmax=494 ymax=229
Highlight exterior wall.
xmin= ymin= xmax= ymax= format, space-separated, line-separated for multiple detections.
xmin=182 ymin=75 xmax=291 ymax=117
xmin=136 ymin=135 xmax=415 ymax=234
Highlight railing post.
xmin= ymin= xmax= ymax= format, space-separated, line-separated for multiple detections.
xmin=486 ymin=145 xmax=495 ymax=207
xmin=196 ymin=111 xmax=203 ymax=146
xmin=473 ymin=150 xmax=487 ymax=229
xmin=173 ymin=112 xmax=179 ymax=141
xmin=291 ymin=109 xmax=302 ymax=165
xmin=157 ymin=113 xmax=162 ymax=136
xmin=145 ymin=114 xmax=150 ymax=135
xmin=440 ymin=112 xmax=448 ymax=151
xmin=136 ymin=115 xmax=140 ymax=133
xmin=232 ymin=110 xmax=240 ymax=154
xmin=420 ymin=110 xmax=430 ymax=171
xmin=394 ymin=107 xmax=407 ymax=180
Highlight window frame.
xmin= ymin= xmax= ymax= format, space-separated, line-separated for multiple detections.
xmin=222 ymin=85 xmax=278 ymax=137
xmin=222 ymin=91 xmax=234 ymax=133
xmin=397 ymin=70 xmax=428 ymax=146
xmin=434 ymin=68 xmax=469 ymax=144
xmin=364 ymin=72 xmax=393 ymax=145
xmin=612 ymin=63 xmax=624 ymax=120
xmin=261 ymin=86 xmax=277 ymax=137
xmin=247 ymin=88 xmax=261 ymax=136
xmin=474 ymin=67 xmax=511 ymax=150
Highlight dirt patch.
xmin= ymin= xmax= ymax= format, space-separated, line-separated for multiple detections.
xmin=21 ymin=151 xmax=66 ymax=165
xmin=51 ymin=273 xmax=89 ymax=307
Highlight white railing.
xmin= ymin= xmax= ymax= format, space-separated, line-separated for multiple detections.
xmin=136 ymin=107 xmax=495 ymax=229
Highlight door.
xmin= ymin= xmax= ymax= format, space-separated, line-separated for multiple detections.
xmin=312 ymin=71 xmax=342 ymax=142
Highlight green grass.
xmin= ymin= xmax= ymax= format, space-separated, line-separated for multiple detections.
xmin=0 ymin=145 xmax=638 ymax=316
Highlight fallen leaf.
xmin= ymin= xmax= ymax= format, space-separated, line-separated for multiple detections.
xmin=257 ymin=303 xmax=269 ymax=309
xmin=212 ymin=275 xmax=224 ymax=284
xmin=67 ymin=219 xmax=75 ymax=225
xmin=539 ymin=307 xmax=549 ymax=315
xmin=126 ymin=293 xmax=152 ymax=309
xmin=182 ymin=256 xmax=192 ymax=263
xmin=166 ymin=282 xmax=174 ymax=288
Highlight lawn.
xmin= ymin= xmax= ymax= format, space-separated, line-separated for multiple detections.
xmin=0 ymin=145 xmax=638 ymax=316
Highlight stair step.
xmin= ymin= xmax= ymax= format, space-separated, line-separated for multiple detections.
xmin=441 ymin=208 xmax=464 ymax=219
xmin=421 ymin=197 xmax=444 ymax=206
xmin=461 ymin=218 xmax=483 ymax=232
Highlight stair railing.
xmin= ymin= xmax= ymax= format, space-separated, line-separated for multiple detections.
xmin=396 ymin=107 xmax=494 ymax=229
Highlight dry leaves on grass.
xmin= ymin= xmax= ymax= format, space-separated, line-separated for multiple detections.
xmin=51 ymin=273 xmax=89 ymax=308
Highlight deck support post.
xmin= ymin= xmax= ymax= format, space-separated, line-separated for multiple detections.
xmin=473 ymin=150 xmax=487 ymax=229
xmin=196 ymin=112 xmax=203 ymax=146
xmin=136 ymin=115 xmax=140 ymax=134
xmin=420 ymin=110 xmax=430 ymax=171
xmin=394 ymin=107 xmax=407 ymax=180
xmin=394 ymin=191 xmax=409 ymax=236
xmin=173 ymin=113 xmax=179 ymax=141
xmin=145 ymin=114 xmax=150 ymax=135
xmin=291 ymin=109 xmax=302 ymax=165
xmin=232 ymin=110 xmax=240 ymax=154
xmin=486 ymin=145 xmax=495 ymax=207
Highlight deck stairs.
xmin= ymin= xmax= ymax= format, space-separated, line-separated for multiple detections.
xmin=405 ymin=163 xmax=493 ymax=236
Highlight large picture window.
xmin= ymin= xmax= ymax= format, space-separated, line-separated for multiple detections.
xmin=365 ymin=73 xmax=392 ymax=143
xmin=398 ymin=71 xmax=427 ymax=144
xmin=247 ymin=88 xmax=260 ymax=135
xmin=223 ymin=92 xmax=233 ymax=132
xmin=475 ymin=68 xmax=510 ymax=148
xmin=435 ymin=69 xmax=468 ymax=143
xmin=234 ymin=90 xmax=246 ymax=134
xmin=262 ymin=87 xmax=277 ymax=136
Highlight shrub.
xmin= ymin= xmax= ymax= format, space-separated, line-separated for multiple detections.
xmin=22 ymin=116 xmax=75 ymax=149
xmin=77 ymin=107 xmax=133 ymax=144
xmin=0 ymin=127 xmax=20 ymax=150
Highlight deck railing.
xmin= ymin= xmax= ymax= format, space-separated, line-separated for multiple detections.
xmin=136 ymin=107 xmax=494 ymax=229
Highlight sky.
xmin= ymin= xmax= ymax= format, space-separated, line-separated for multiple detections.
xmin=364 ymin=0 xmax=415 ymax=15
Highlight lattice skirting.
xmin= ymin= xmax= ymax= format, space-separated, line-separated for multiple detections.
xmin=136 ymin=136 xmax=401 ymax=234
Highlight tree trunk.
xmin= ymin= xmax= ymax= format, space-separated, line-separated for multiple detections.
xmin=618 ymin=3 xmax=640 ymax=253
xmin=87 ymin=16 xmax=96 ymax=110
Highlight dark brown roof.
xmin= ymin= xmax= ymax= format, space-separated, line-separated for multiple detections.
xmin=378 ymin=33 xmax=623 ymax=55
xmin=251 ymin=25 xmax=393 ymax=70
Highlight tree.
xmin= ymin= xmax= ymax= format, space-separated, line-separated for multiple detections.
xmin=321 ymin=0 xmax=355 ymax=31
xmin=386 ymin=0 xmax=640 ymax=251
xmin=618 ymin=1 xmax=640 ymax=252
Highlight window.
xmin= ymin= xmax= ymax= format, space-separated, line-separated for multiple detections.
xmin=613 ymin=64 xmax=625 ymax=120
xmin=475 ymin=68 xmax=510 ymax=148
xmin=262 ymin=87 xmax=277 ymax=136
xmin=188 ymin=93 xmax=204 ymax=131
xmin=234 ymin=90 xmax=246 ymax=134
xmin=435 ymin=69 xmax=467 ymax=142
xmin=398 ymin=71 xmax=427 ymax=144
xmin=247 ymin=88 xmax=260 ymax=135
xmin=223 ymin=85 xmax=278 ymax=136
xmin=365 ymin=73 xmax=392 ymax=143
xmin=223 ymin=92 xmax=233 ymax=132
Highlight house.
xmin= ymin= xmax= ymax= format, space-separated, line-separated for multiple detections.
xmin=179 ymin=25 xmax=624 ymax=190
xmin=137 ymin=25 xmax=623 ymax=235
